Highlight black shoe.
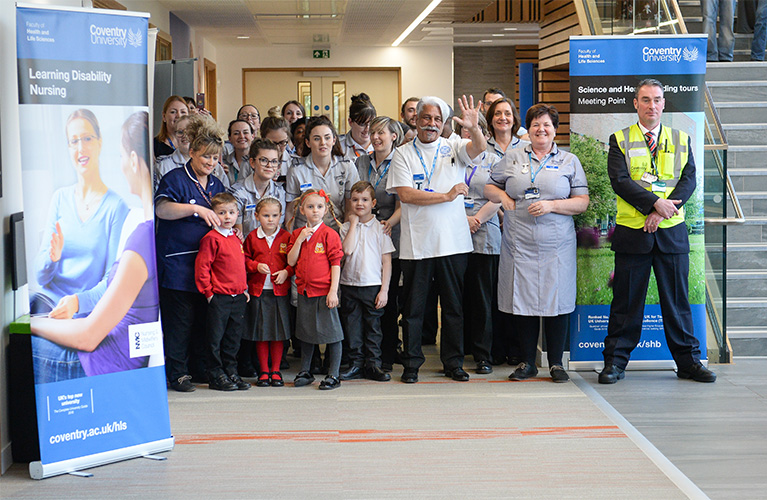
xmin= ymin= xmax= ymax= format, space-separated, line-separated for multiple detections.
xmin=401 ymin=369 xmax=419 ymax=384
xmin=598 ymin=364 xmax=625 ymax=384
xmin=340 ymin=366 xmax=363 ymax=380
xmin=319 ymin=375 xmax=341 ymax=390
xmin=549 ymin=365 xmax=570 ymax=383
xmin=229 ymin=373 xmax=251 ymax=390
xmin=270 ymin=371 xmax=285 ymax=387
xmin=365 ymin=366 xmax=391 ymax=382
xmin=509 ymin=362 xmax=538 ymax=381
xmin=209 ymin=373 xmax=237 ymax=391
xmin=170 ymin=374 xmax=196 ymax=392
xmin=475 ymin=360 xmax=493 ymax=374
xmin=677 ymin=363 xmax=716 ymax=383
xmin=255 ymin=372 xmax=271 ymax=387
xmin=445 ymin=367 xmax=470 ymax=381
xmin=294 ymin=371 xmax=315 ymax=387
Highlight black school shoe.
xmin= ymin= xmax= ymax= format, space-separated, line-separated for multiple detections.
xmin=170 ymin=375 xmax=196 ymax=392
xmin=549 ymin=365 xmax=570 ymax=383
xmin=229 ymin=373 xmax=251 ymax=390
xmin=293 ymin=371 xmax=315 ymax=387
xmin=508 ymin=362 xmax=538 ymax=381
xmin=319 ymin=375 xmax=341 ymax=390
xmin=209 ymin=373 xmax=237 ymax=391
xmin=677 ymin=362 xmax=717 ymax=383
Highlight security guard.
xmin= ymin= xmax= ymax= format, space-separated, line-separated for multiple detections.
xmin=599 ymin=78 xmax=716 ymax=384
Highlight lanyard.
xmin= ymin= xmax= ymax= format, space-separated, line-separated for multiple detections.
xmin=168 ymin=136 xmax=175 ymax=150
xmin=368 ymin=157 xmax=391 ymax=191
xmin=413 ymin=139 xmax=440 ymax=187
xmin=192 ymin=177 xmax=213 ymax=207
xmin=465 ymin=152 xmax=484 ymax=186
xmin=528 ymin=152 xmax=552 ymax=185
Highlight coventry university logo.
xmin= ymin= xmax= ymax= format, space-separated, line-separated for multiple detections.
xmin=128 ymin=28 xmax=142 ymax=48
xmin=682 ymin=46 xmax=699 ymax=62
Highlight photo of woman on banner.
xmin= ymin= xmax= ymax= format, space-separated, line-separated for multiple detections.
xmin=31 ymin=111 xmax=159 ymax=383
xmin=30 ymin=108 xmax=129 ymax=319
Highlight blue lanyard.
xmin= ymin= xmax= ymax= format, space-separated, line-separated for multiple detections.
xmin=465 ymin=153 xmax=484 ymax=186
xmin=368 ymin=157 xmax=391 ymax=191
xmin=528 ymin=152 xmax=552 ymax=185
xmin=168 ymin=136 xmax=175 ymax=150
xmin=413 ymin=139 xmax=440 ymax=187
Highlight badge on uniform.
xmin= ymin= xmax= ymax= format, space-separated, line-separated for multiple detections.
xmin=641 ymin=172 xmax=658 ymax=184
xmin=246 ymin=204 xmax=256 ymax=212
xmin=279 ymin=242 xmax=287 ymax=253
xmin=521 ymin=163 xmax=530 ymax=174
xmin=315 ymin=242 xmax=325 ymax=254
xmin=300 ymin=182 xmax=313 ymax=190
xmin=464 ymin=197 xmax=475 ymax=208
xmin=651 ymin=181 xmax=667 ymax=192
xmin=524 ymin=186 xmax=540 ymax=200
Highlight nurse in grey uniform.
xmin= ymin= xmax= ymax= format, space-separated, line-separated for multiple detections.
xmin=355 ymin=116 xmax=403 ymax=370
xmin=485 ymin=103 xmax=589 ymax=383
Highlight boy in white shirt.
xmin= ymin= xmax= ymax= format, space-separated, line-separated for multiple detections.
xmin=339 ymin=181 xmax=395 ymax=381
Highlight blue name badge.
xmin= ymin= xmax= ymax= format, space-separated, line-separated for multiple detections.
xmin=545 ymin=163 xmax=559 ymax=170
xmin=245 ymin=204 xmax=256 ymax=211
xmin=300 ymin=182 xmax=313 ymax=190
xmin=413 ymin=173 xmax=425 ymax=181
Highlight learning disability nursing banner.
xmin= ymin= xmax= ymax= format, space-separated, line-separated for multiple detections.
xmin=568 ymin=35 xmax=707 ymax=369
xmin=17 ymin=5 xmax=172 ymax=478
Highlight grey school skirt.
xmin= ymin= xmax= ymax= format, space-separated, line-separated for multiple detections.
xmin=244 ymin=290 xmax=292 ymax=342
xmin=295 ymin=292 xmax=343 ymax=344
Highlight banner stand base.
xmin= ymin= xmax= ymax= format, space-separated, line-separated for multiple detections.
xmin=29 ymin=437 xmax=174 ymax=480
xmin=568 ymin=359 xmax=709 ymax=372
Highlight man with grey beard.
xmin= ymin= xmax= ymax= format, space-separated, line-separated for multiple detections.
xmin=386 ymin=95 xmax=486 ymax=383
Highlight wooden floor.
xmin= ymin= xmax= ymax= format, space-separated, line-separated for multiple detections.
xmin=2 ymin=350 xmax=764 ymax=499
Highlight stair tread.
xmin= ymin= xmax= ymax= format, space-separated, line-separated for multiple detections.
xmin=722 ymin=123 xmax=767 ymax=129
xmin=707 ymin=80 xmax=767 ymax=86
xmin=715 ymin=101 xmax=767 ymax=107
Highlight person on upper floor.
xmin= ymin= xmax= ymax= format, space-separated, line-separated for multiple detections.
xmin=340 ymin=93 xmax=376 ymax=162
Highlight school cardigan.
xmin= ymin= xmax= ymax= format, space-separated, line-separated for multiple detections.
xmin=243 ymin=227 xmax=294 ymax=297
xmin=288 ymin=223 xmax=343 ymax=298
xmin=194 ymin=228 xmax=247 ymax=299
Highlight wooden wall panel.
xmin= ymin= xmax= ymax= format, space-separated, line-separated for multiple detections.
xmin=471 ymin=0 xmax=541 ymax=22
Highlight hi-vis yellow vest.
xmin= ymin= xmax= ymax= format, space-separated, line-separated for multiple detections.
xmin=614 ymin=124 xmax=688 ymax=229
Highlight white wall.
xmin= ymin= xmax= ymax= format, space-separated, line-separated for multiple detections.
xmin=215 ymin=44 xmax=453 ymax=121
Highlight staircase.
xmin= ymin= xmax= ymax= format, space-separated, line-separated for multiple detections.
xmin=706 ymin=62 xmax=767 ymax=356
xmin=680 ymin=0 xmax=755 ymax=61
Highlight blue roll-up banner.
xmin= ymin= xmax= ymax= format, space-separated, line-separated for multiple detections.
xmin=568 ymin=35 xmax=707 ymax=370
xmin=16 ymin=4 xmax=173 ymax=478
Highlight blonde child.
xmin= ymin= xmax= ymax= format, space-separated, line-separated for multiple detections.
xmin=287 ymin=189 xmax=344 ymax=390
xmin=243 ymin=197 xmax=293 ymax=387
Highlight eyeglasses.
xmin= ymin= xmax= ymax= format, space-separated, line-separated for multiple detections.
xmin=272 ymin=139 xmax=288 ymax=147
xmin=68 ymin=135 xmax=98 ymax=148
xmin=174 ymin=130 xmax=187 ymax=138
xmin=256 ymin=156 xmax=280 ymax=167
xmin=239 ymin=113 xmax=260 ymax=120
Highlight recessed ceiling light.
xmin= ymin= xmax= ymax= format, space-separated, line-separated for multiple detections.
xmin=236 ymin=35 xmax=250 ymax=39
xmin=392 ymin=0 xmax=443 ymax=47
xmin=503 ymin=27 xmax=517 ymax=31
xmin=492 ymin=34 xmax=503 ymax=37
xmin=480 ymin=39 xmax=492 ymax=43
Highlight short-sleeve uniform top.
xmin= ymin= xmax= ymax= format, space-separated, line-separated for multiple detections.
xmin=356 ymin=151 xmax=400 ymax=258
xmin=286 ymin=155 xmax=359 ymax=231
xmin=229 ymin=176 xmax=286 ymax=238
xmin=461 ymin=150 xmax=502 ymax=255
xmin=386 ymin=135 xmax=473 ymax=260
xmin=155 ymin=162 xmax=226 ymax=292
xmin=486 ymin=143 xmax=588 ymax=316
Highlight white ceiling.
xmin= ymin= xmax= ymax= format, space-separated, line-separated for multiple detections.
xmin=154 ymin=0 xmax=539 ymax=48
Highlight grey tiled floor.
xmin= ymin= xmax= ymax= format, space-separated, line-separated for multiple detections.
xmin=580 ymin=357 xmax=767 ymax=499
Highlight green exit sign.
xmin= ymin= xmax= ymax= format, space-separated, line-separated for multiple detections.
xmin=313 ymin=49 xmax=330 ymax=59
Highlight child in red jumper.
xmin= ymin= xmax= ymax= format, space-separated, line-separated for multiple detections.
xmin=287 ymin=189 xmax=344 ymax=390
xmin=195 ymin=192 xmax=250 ymax=392
xmin=243 ymin=197 xmax=293 ymax=387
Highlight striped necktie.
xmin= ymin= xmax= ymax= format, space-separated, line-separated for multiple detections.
xmin=645 ymin=131 xmax=657 ymax=157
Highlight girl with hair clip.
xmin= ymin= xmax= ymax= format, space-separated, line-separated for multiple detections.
xmin=287 ymin=189 xmax=344 ymax=390
xmin=31 ymin=111 xmax=159 ymax=381
xmin=340 ymin=93 xmax=377 ymax=161
xmin=243 ymin=197 xmax=294 ymax=387
xmin=354 ymin=116 xmax=403 ymax=371
xmin=285 ymin=115 xmax=359 ymax=232
xmin=155 ymin=95 xmax=189 ymax=159
xmin=155 ymin=115 xmax=228 ymax=392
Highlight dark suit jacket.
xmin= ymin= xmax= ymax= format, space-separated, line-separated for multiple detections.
xmin=607 ymin=128 xmax=696 ymax=254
